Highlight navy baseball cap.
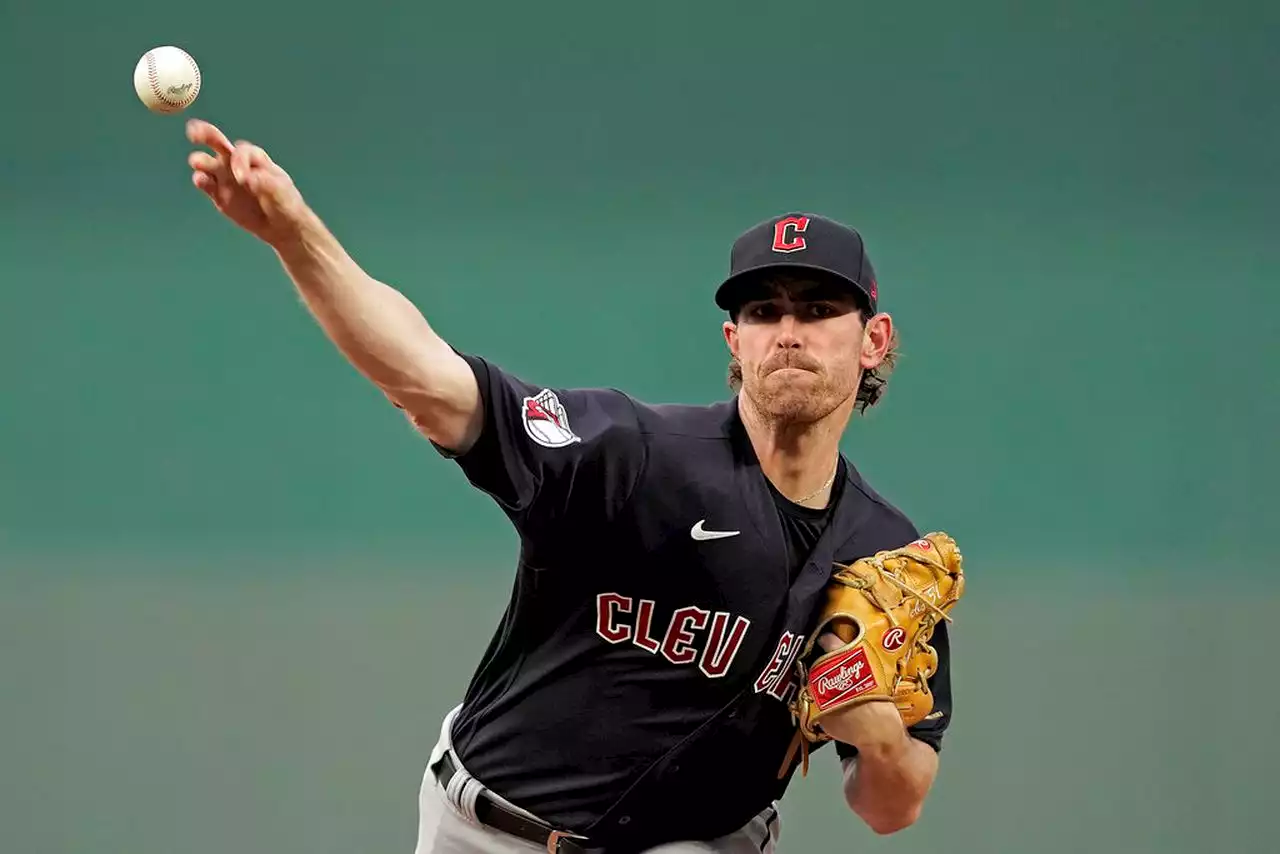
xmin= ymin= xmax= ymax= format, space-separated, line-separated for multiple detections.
xmin=714 ymin=212 xmax=879 ymax=315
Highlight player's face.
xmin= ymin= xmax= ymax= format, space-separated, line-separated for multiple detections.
xmin=724 ymin=277 xmax=891 ymax=423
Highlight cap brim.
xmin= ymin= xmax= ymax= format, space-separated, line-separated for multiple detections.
xmin=714 ymin=262 xmax=873 ymax=312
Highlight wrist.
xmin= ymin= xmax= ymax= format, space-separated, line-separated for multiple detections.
xmin=270 ymin=205 xmax=329 ymax=259
xmin=849 ymin=720 xmax=911 ymax=759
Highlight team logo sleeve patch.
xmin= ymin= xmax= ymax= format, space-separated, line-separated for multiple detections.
xmin=521 ymin=389 xmax=581 ymax=448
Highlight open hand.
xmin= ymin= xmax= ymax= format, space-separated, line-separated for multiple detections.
xmin=185 ymin=118 xmax=310 ymax=247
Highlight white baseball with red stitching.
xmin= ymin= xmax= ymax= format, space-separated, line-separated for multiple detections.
xmin=133 ymin=46 xmax=202 ymax=114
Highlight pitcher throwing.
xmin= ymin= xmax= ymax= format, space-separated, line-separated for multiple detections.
xmin=184 ymin=117 xmax=965 ymax=853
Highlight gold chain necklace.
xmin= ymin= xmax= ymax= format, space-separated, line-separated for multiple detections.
xmin=792 ymin=462 xmax=838 ymax=505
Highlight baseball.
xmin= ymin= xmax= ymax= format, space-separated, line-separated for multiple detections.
xmin=133 ymin=46 xmax=201 ymax=114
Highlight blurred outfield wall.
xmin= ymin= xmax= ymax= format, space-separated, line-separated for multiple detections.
xmin=2 ymin=1 xmax=1275 ymax=852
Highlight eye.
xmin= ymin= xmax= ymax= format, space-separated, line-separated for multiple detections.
xmin=806 ymin=302 xmax=837 ymax=319
xmin=747 ymin=303 xmax=781 ymax=320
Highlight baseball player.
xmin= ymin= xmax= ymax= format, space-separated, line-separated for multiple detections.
xmin=185 ymin=118 xmax=957 ymax=853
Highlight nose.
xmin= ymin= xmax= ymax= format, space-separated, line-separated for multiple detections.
xmin=775 ymin=314 xmax=802 ymax=348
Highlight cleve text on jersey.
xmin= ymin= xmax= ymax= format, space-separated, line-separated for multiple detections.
xmin=595 ymin=592 xmax=751 ymax=678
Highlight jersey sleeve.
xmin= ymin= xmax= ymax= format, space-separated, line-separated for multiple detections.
xmin=432 ymin=353 xmax=648 ymax=541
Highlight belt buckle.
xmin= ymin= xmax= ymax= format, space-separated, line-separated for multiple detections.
xmin=546 ymin=829 xmax=591 ymax=853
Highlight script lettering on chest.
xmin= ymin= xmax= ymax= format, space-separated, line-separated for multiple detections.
xmin=595 ymin=593 xmax=751 ymax=678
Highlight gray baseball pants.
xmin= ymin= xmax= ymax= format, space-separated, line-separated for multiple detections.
xmin=414 ymin=706 xmax=781 ymax=854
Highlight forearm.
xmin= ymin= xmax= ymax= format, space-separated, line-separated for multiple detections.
xmin=183 ymin=118 xmax=480 ymax=447
xmin=842 ymin=735 xmax=939 ymax=835
xmin=272 ymin=210 xmax=455 ymax=400
xmin=267 ymin=210 xmax=484 ymax=451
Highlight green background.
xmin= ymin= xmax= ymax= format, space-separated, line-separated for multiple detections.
xmin=2 ymin=1 xmax=1276 ymax=852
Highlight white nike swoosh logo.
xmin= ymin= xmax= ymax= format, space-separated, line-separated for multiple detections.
xmin=691 ymin=520 xmax=740 ymax=541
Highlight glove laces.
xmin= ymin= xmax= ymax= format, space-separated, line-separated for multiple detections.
xmin=777 ymin=551 xmax=956 ymax=780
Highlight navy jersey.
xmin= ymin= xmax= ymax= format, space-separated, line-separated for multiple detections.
xmin=433 ymin=354 xmax=953 ymax=849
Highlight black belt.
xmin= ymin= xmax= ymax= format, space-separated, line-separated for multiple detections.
xmin=432 ymin=751 xmax=607 ymax=854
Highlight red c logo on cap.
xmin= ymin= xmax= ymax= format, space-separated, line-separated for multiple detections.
xmin=772 ymin=216 xmax=809 ymax=253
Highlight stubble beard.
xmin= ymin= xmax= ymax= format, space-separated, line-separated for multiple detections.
xmin=742 ymin=356 xmax=859 ymax=427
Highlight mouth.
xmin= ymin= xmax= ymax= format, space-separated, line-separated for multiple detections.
xmin=764 ymin=365 xmax=819 ymax=380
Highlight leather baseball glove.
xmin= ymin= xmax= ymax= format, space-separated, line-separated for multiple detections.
xmin=780 ymin=532 xmax=966 ymax=777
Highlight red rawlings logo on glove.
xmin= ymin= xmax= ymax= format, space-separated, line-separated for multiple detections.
xmin=809 ymin=647 xmax=878 ymax=710
xmin=882 ymin=627 xmax=907 ymax=651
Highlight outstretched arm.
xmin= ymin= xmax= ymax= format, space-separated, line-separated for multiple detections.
xmin=185 ymin=119 xmax=482 ymax=454
xmin=270 ymin=207 xmax=482 ymax=452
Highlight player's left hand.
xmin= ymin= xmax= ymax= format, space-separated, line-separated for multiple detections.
xmin=810 ymin=633 xmax=909 ymax=752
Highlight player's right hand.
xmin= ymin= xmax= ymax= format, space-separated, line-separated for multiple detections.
xmin=185 ymin=118 xmax=310 ymax=247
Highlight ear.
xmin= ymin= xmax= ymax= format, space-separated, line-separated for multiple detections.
xmin=723 ymin=320 xmax=739 ymax=359
xmin=859 ymin=313 xmax=894 ymax=370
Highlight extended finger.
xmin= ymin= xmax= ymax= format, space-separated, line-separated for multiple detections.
xmin=229 ymin=141 xmax=270 ymax=183
xmin=186 ymin=118 xmax=234 ymax=158
xmin=188 ymin=151 xmax=227 ymax=176
xmin=192 ymin=170 xmax=217 ymax=195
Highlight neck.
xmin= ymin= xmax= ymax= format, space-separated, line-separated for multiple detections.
xmin=737 ymin=394 xmax=852 ymax=508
